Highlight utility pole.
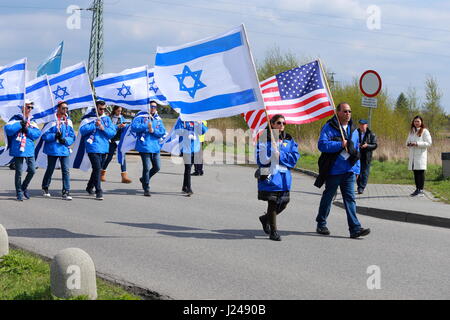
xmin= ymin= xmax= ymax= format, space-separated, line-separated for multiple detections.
xmin=87 ymin=0 xmax=103 ymax=80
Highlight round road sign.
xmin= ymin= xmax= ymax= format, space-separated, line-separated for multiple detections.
xmin=359 ymin=70 xmax=382 ymax=97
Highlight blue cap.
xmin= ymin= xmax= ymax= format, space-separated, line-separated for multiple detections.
xmin=359 ymin=119 xmax=368 ymax=124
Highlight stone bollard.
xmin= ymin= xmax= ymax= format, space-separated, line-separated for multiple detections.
xmin=50 ymin=248 xmax=97 ymax=300
xmin=442 ymin=153 xmax=450 ymax=178
xmin=0 ymin=224 xmax=9 ymax=257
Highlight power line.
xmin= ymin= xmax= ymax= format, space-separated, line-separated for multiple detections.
xmin=140 ymin=0 xmax=450 ymax=45
xmin=104 ymin=10 xmax=450 ymax=59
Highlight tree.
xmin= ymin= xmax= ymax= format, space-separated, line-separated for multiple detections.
xmin=395 ymin=92 xmax=409 ymax=116
xmin=422 ymin=76 xmax=447 ymax=134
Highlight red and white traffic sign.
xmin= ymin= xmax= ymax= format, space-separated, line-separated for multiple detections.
xmin=359 ymin=70 xmax=382 ymax=97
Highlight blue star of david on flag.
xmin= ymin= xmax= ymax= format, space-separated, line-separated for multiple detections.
xmin=0 ymin=78 xmax=4 ymax=89
xmin=53 ymin=85 xmax=69 ymax=100
xmin=117 ymin=83 xmax=132 ymax=99
xmin=149 ymin=78 xmax=159 ymax=94
xmin=174 ymin=65 xmax=206 ymax=99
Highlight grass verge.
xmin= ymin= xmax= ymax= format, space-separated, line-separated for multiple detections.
xmin=0 ymin=248 xmax=141 ymax=300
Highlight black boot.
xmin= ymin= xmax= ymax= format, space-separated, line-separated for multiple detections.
xmin=259 ymin=214 xmax=270 ymax=235
xmin=269 ymin=229 xmax=281 ymax=241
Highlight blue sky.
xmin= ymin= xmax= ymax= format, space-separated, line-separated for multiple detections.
xmin=1 ymin=0 xmax=449 ymax=113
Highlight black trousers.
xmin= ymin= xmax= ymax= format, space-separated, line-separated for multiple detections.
xmin=265 ymin=195 xmax=289 ymax=231
xmin=413 ymin=170 xmax=425 ymax=190
xmin=182 ymin=153 xmax=194 ymax=191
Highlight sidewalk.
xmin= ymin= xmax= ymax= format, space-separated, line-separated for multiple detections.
xmin=295 ymin=168 xmax=450 ymax=229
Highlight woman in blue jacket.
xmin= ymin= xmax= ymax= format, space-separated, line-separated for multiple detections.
xmin=256 ymin=115 xmax=300 ymax=241
xmin=79 ymin=101 xmax=117 ymax=200
xmin=130 ymin=101 xmax=166 ymax=196
xmin=41 ymin=102 xmax=76 ymax=200
xmin=175 ymin=119 xmax=207 ymax=196
xmin=4 ymin=101 xmax=42 ymax=201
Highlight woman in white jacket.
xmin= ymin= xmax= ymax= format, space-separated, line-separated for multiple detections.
xmin=406 ymin=116 xmax=432 ymax=196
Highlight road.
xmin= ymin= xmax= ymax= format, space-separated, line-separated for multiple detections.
xmin=1 ymin=155 xmax=449 ymax=299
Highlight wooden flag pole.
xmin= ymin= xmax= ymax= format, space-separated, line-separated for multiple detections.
xmin=318 ymin=58 xmax=347 ymax=149
xmin=241 ymin=24 xmax=278 ymax=151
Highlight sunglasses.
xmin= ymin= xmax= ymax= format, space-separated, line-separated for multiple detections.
xmin=26 ymin=106 xmax=34 ymax=110
xmin=275 ymin=121 xmax=286 ymax=125
xmin=342 ymin=110 xmax=352 ymax=113
xmin=99 ymin=108 xmax=107 ymax=111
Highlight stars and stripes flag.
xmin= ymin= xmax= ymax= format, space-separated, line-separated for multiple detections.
xmin=243 ymin=60 xmax=334 ymax=140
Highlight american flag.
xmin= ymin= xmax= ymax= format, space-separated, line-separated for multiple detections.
xmin=244 ymin=60 xmax=334 ymax=140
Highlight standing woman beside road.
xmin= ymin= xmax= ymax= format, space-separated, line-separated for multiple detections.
xmin=406 ymin=115 xmax=432 ymax=197
xmin=256 ymin=114 xmax=300 ymax=241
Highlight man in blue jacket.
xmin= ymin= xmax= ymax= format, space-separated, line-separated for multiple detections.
xmin=175 ymin=119 xmax=208 ymax=196
xmin=79 ymin=101 xmax=117 ymax=200
xmin=315 ymin=102 xmax=370 ymax=239
xmin=4 ymin=100 xmax=42 ymax=201
xmin=130 ymin=101 xmax=166 ymax=196
xmin=41 ymin=101 xmax=76 ymax=200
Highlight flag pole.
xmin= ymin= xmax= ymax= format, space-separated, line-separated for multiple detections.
xmin=318 ymin=58 xmax=347 ymax=147
xmin=145 ymin=66 xmax=152 ymax=119
xmin=241 ymin=24 xmax=278 ymax=151
xmin=85 ymin=61 xmax=100 ymax=119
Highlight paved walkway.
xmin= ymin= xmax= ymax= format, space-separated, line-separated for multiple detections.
xmin=296 ymin=168 xmax=450 ymax=229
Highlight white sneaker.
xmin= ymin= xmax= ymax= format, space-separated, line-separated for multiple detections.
xmin=42 ymin=188 xmax=51 ymax=197
xmin=62 ymin=192 xmax=72 ymax=201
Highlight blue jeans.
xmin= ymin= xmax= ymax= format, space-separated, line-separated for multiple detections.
xmin=140 ymin=153 xmax=160 ymax=191
xmin=357 ymin=161 xmax=371 ymax=190
xmin=102 ymin=142 xmax=127 ymax=172
xmin=14 ymin=157 xmax=36 ymax=195
xmin=316 ymin=172 xmax=362 ymax=234
xmin=42 ymin=156 xmax=70 ymax=192
xmin=87 ymin=153 xmax=107 ymax=195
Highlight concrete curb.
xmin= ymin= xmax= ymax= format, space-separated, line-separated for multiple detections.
xmin=333 ymin=201 xmax=450 ymax=229
xmin=293 ymin=167 xmax=450 ymax=229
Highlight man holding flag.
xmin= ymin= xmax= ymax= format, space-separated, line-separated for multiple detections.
xmin=40 ymin=101 xmax=76 ymax=200
xmin=4 ymin=100 xmax=41 ymax=201
xmin=79 ymin=101 xmax=117 ymax=200
xmin=130 ymin=100 xmax=166 ymax=197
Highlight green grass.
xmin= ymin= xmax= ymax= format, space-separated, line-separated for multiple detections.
xmin=0 ymin=248 xmax=141 ymax=300
xmin=297 ymin=151 xmax=450 ymax=204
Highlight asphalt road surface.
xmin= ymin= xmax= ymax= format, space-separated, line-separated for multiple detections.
xmin=1 ymin=155 xmax=449 ymax=299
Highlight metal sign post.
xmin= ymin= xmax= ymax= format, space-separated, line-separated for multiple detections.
xmin=359 ymin=70 xmax=382 ymax=128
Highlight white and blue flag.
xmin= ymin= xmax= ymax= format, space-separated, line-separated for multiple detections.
xmin=37 ymin=41 xmax=63 ymax=77
xmin=94 ymin=66 xmax=149 ymax=111
xmin=160 ymin=117 xmax=182 ymax=156
xmin=154 ymin=24 xmax=263 ymax=121
xmin=0 ymin=58 xmax=26 ymax=121
xmin=48 ymin=62 xmax=94 ymax=111
xmin=25 ymin=76 xmax=55 ymax=124
xmin=147 ymin=68 xmax=168 ymax=106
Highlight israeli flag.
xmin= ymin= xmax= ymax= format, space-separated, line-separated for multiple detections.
xmin=94 ymin=66 xmax=149 ymax=111
xmin=147 ymin=68 xmax=168 ymax=106
xmin=37 ymin=41 xmax=64 ymax=77
xmin=154 ymin=24 xmax=263 ymax=121
xmin=48 ymin=62 xmax=94 ymax=111
xmin=117 ymin=111 xmax=148 ymax=165
xmin=160 ymin=117 xmax=182 ymax=156
xmin=25 ymin=76 xmax=56 ymax=124
xmin=69 ymin=108 xmax=96 ymax=171
xmin=0 ymin=58 xmax=26 ymax=121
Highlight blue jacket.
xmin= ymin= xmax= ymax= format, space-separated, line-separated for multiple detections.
xmin=130 ymin=113 xmax=166 ymax=153
xmin=175 ymin=121 xmax=208 ymax=154
xmin=79 ymin=111 xmax=117 ymax=154
xmin=256 ymin=133 xmax=300 ymax=192
xmin=4 ymin=114 xmax=41 ymax=157
xmin=318 ymin=117 xmax=360 ymax=175
xmin=42 ymin=118 xmax=76 ymax=157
